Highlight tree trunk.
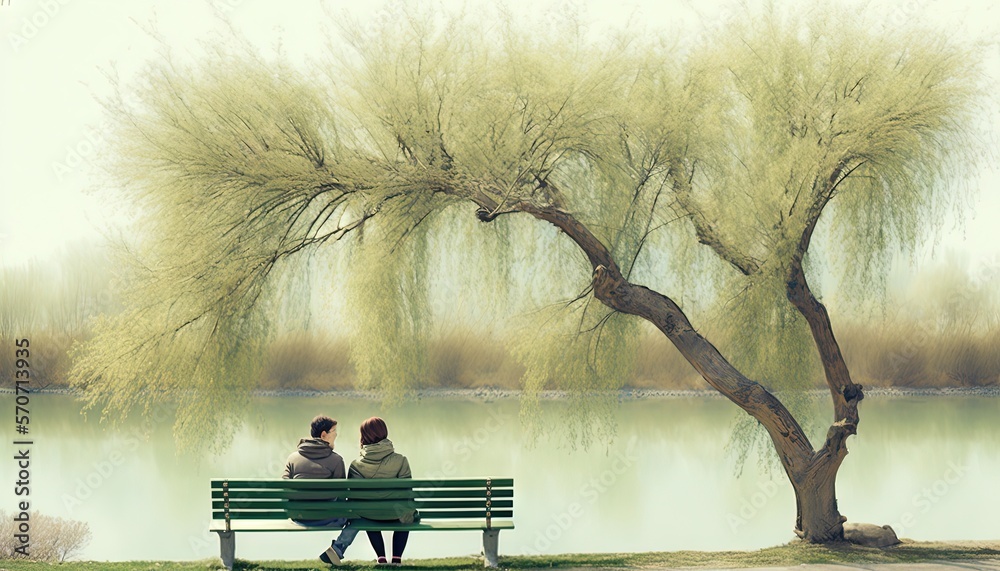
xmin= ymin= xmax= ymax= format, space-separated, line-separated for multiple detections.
xmin=791 ymin=455 xmax=847 ymax=542
xmin=589 ymin=259 xmax=853 ymax=542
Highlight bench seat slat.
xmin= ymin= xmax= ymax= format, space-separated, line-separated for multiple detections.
xmin=209 ymin=519 xmax=515 ymax=532
xmin=213 ymin=509 xmax=515 ymax=520
xmin=212 ymin=499 xmax=513 ymax=510
xmin=333 ymin=510 xmax=513 ymax=519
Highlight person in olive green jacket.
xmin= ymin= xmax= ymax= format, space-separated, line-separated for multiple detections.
xmin=348 ymin=417 xmax=415 ymax=565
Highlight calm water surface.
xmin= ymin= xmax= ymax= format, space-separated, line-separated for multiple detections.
xmin=4 ymin=394 xmax=998 ymax=561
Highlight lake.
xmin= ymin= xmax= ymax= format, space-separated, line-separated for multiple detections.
xmin=6 ymin=393 xmax=999 ymax=562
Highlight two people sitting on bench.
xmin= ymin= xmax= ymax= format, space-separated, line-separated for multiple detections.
xmin=282 ymin=415 xmax=413 ymax=566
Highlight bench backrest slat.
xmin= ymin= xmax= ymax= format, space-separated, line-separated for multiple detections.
xmin=211 ymin=478 xmax=513 ymax=489
xmin=210 ymin=488 xmax=514 ymax=500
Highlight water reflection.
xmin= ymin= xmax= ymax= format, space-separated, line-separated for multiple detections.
xmin=3 ymin=394 xmax=997 ymax=561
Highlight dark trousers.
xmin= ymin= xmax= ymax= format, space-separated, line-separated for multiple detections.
xmin=366 ymin=530 xmax=409 ymax=559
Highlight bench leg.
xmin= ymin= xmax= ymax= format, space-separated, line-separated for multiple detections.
xmin=483 ymin=529 xmax=500 ymax=567
xmin=217 ymin=531 xmax=235 ymax=570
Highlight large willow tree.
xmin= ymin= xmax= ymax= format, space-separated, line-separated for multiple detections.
xmin=71 ymin=5 xmax=985 ymax=542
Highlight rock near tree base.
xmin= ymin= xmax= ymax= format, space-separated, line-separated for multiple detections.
xmin=843 ymin=522 xmax=901 ymax=548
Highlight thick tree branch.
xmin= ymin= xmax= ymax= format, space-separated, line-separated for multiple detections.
xmin=786 ymin=161 xmax=865 ymax=454
xmin=669 ymin=162 xmax=761 ymax=276
xmin=787 ymin=261 xmax=863 ymax=427
xmin=480 ymin=194 xmax=818 ymax=469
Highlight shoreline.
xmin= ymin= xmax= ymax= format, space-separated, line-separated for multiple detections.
xmin=5 ymin=386 xmax=999 ymax=399
xmin=258 ymin=386 xmax=1000 ymax=399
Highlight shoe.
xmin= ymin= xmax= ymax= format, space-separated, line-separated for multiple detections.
xmin=319 ymin=546 xmax=342 ymax=565
xmin=376 ymin=556 xmax=389 ymax=565
xmin=391 ymin=556 xmax=402 ymax=566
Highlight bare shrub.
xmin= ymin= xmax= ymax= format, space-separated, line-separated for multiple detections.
xmin=935 ymin=330 xmax=1000 ymax=386
xmin=427 ymin=330 xmax=523 ymax=389
xmin=838 ymin=320 xmax=1000 ymax=388
xmin=0 ymin=511 xmax=91 ymax=562
xmin=837 ymin=323 xmax=892 ymax=388
xmin=869 ymin=323 xmax=934 ymax=387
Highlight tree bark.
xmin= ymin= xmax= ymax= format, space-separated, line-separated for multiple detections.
xmin=792 ymin=456 xmax=846 ymax=542
xmin=780 ymin=261 xmax=860 ymax=541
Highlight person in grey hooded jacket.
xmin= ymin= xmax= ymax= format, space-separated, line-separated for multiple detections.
xmin=282 ymin=415 xmax=358 ymax=565
xmin=283 ymin=423 xmax=345 ymax=479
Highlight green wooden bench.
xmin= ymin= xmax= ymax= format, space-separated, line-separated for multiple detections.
xmin=210 ymin=477 xmax=514 ymax=569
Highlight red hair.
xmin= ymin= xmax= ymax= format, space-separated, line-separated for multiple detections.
xmin=360 ymin=417 xmax=388 ymax=446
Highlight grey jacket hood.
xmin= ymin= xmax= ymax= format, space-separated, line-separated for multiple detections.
xmin=297 ymin=437 xmax=337 ymax=460
xmin=349 ymin=438 xmax=411 ymax=479
xmin=283 ymin=437 xmax=346 ymax=479
xmin=360 ymin=439 xmax=396 ymax=462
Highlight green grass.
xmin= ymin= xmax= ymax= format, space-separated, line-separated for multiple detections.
xmin=2 ymin=541 xmax=999 ymax=571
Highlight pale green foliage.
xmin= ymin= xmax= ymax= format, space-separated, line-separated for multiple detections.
xmin=676 ymin=5 xmax=986 ymax=461
xmin=345 ymin=203 xmax=438 ymax=402
xmin=70 ymin=4 xmax=987 ymax=450
xmin=688 ymin=7 xmax=982 ymax=261
xmin=332 ymin=8 xmax=657 ymax=435
xmin=512 ymin=301 xmax=637 ymax=449
xmin=716 ymin=274 xmax=826 ymax=470
xmin=71 ymin=42 xmax=375 ymax=448
xmin=680 ymin=5 xmax=981 ymax=373
xmin=425 ymin=207 xmax=516 ymax=325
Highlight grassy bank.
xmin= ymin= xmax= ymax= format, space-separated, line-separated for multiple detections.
xmin=2 ymin=541 xmax=999 ymax=571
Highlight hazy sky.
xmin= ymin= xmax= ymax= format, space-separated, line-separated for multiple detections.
xmin=1 ymin=0 xmax=998 ymax=275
